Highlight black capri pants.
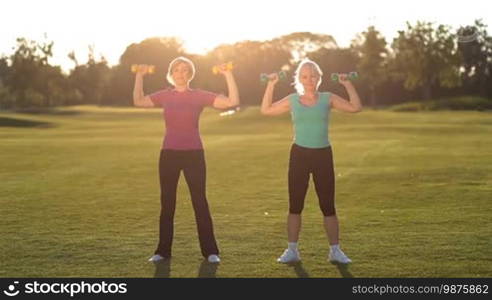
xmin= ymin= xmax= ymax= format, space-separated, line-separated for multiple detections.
xmin=288 ymin=143 xmax=336 ymax=216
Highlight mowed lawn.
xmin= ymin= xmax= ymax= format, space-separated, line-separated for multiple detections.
xmin=1 ymin=106 xmax=491 ymax=278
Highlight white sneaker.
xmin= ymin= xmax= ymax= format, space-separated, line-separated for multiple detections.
xmin=207 ymin=254 xmax=221 ymax=263
xmin=277 ymin=249 xmax=301 ymax=263
xmin=148 ymin=254 xmax=165 ymax=262
xmin=329 ymin=248 xmax=352 ymax=264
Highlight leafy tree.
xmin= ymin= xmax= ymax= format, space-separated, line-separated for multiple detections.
xmin=3 ymin=37 xmax=72 ymax=107
xmin=391 ymin=22 xmax=461 ymax=100
xmin=275 ymin=32 xmax=337 ymax=61
xmin=199 ymin=40 xmax=292 ymax=105
xmin=68 ymin=46 xmax=110 ymax=105
xmin=457 ymin=19 xmax=492 ymax=97
xmin=309 ymin=47 xmax=359 ymax=99
xmin=0 ymin=56 xmax=11 ymax=108
xmin=103 ymin=37 xmax=185 ymax=105
xmin=351 ymin=26 xmax=388 ymax=106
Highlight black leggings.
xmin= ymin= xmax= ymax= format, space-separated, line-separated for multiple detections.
xmin=288 ymin=144 xmax=336 ymax=216
xmin=155 ymin=149 xmax=219 ymax=258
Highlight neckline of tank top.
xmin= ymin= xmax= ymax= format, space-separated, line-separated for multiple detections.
xmin=169 ymin=87 xmax=194 ymax=94
xmin=298 ymin=92 xmax=321 ymax=108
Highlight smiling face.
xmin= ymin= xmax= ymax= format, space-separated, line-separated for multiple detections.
xmin=171 ymin=62 xmax=192 ymax=87
xmin=166 ymin=57 xmax=196 ymax=87
xmin=294 ymin=59 xmax=323 ymax=95
xmin=298 ymin=64 xmax=321 ymax=93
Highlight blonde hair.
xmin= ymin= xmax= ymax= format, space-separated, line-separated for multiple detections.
xmin=166 ymin=56 xmax=196 ymax=86
xmin=293 ymin=58 xmax=323 ymax=94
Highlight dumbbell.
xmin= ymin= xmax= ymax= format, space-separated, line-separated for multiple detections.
xmin=331 ymin=72 xmax=358 ymax=82
xmin=131 ymin=64 xmax=155 ymax=74
xmin=260 ymin=71 xmax=287 ymax=83
xmin=212 ymin=62 xmax=234 ymax=74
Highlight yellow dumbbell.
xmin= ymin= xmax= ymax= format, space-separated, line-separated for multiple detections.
xmin=131 ymin=64 xmax=155 ymax=74
xmin=212 ymin=62 xmax=234 ymax=74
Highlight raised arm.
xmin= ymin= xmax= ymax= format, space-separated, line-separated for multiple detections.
xmin=133 ymin=65 xmax=154 ymax=108
xmin=212 ymin=64 xmax=240 ymax=109
xmin=260 ymin=73 xmax=290 ymax=116
xmin=330 ymin=76 xmax=362 ymax=113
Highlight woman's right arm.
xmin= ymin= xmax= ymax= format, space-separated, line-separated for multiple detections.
xmin=260 ymin=74 xmax=290 ymax=116
xmin=133 ymin=71 xmax=155 ymax=108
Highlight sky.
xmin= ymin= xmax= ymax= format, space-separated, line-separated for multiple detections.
xmin=1 ymin=0 xmax=491 ymax=71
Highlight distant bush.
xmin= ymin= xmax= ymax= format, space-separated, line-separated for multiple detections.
xmin=442 ymin=97 xmax=492 ymax=110
xmin=390 ymin=96 xmax=492 ymax=111
xmin=23 ymin=89 xmax=47 ymax=107
xmin=389 ymin=102 xmax=425 ymax=111
xmin=0 ymin=86 xmax=14 ymax=109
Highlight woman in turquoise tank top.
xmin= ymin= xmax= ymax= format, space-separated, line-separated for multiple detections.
xmin=261 ymin=58 xmax=362 ymax=264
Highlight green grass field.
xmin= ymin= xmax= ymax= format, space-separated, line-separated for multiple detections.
xmin=1 ymin=106 xmax=491 ymax=278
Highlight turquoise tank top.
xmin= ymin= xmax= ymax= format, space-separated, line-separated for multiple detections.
xmin=288 ymin=92 xmax=331 ymax=148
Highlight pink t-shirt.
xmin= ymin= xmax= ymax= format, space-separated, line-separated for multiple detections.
xmin=150 ymin=88 xmax=217 ymax=150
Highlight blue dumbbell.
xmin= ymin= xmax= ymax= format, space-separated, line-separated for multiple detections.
xmin=260 ymin=71 xmax=287 ymax=83
xmin=331 ymin=72 xmax=359 ymax=82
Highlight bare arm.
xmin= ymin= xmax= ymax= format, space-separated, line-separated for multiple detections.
xmin=260 ymin=74 xmax=291 ymax=116
xmin=133 ymin=67 xmax=154 ymax=108
xmin=331 ymin=79 xmax=362 ymax=113
xmin=212 ymin=65 xmax=240 ymax=109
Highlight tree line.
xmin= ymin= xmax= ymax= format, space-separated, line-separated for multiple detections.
xmin=0 ymin=20 xmax=491 ymax=109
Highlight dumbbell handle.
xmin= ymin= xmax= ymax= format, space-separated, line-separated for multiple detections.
xmin=212 ymin=62 xmax=234 ymax=74
xmin=131 ymin=64 xmax=155 ymax=74
xmin=331 ymin=72 xmax=358 ymax=81
xmin=260 ymin=71 xmax=287 ymax=83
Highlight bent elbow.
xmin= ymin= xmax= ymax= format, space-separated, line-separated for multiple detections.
xmin=134 ymin=98 xmax=147 ymax=108
xmin=351 ymin=104 xmax=362 ymax=113
xmin=226 ymin=101 xmax=237 ymax=109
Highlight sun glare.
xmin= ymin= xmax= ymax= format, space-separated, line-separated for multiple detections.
xmin=0 ymin=0 xmax=490 ymax=71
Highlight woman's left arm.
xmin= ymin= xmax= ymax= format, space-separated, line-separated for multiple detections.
xmin=331 ymin=79 xmax=363 ymax=113
xmin=213 ymin=64 xmax=240 ymax=109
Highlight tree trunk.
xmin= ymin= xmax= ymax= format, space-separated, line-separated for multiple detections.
xmin=370 ymin=86 xmax=377 ymax=107
xmin=422 ymin=83 xmax=432 ymax=100
xmin=479 ymin=73 xmax=488 ymax=97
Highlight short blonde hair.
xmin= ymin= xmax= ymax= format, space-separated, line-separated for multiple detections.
xmin=293 ymin=58 xmax=323 ymax=94
xmin=166 ymin=56 xmax=196 ymax=86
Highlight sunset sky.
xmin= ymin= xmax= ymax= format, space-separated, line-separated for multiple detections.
xmin=1 ymin=0 xmax=490 ymax=71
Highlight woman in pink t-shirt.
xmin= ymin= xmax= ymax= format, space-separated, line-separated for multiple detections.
xmin=133 ymin=57 xmax=240 ymax=264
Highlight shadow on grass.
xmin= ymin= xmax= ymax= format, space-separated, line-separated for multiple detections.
xmin=153 ymin=259 xmax=171 ymax=278
xmin=332 ymin=262 xmax=354 ymax=278
xmin=288 ymin=261 xmax=310 ymax=278
xmin=197 ymin=260 xmax=219 ymax=278
xmin=0 ymin=117 xmax=53 ymax=128
xmin=15 ymin=107 xmax=83 ymax=115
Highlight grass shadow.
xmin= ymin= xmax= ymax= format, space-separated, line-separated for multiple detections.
xmin=15 ymin=107 xmax=83 ymax=116
xmin=332 ymin=262 xmax=354 ymax=278
xmin=0 ymin=117 xmax=53 ymax=128
xmin=288 ymin=261 xmax=310 ymax=278
xmin=197 ymin=260 xmax=219 ymax=278
xmin=153 ymin=259 xmax=172 ymax=278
